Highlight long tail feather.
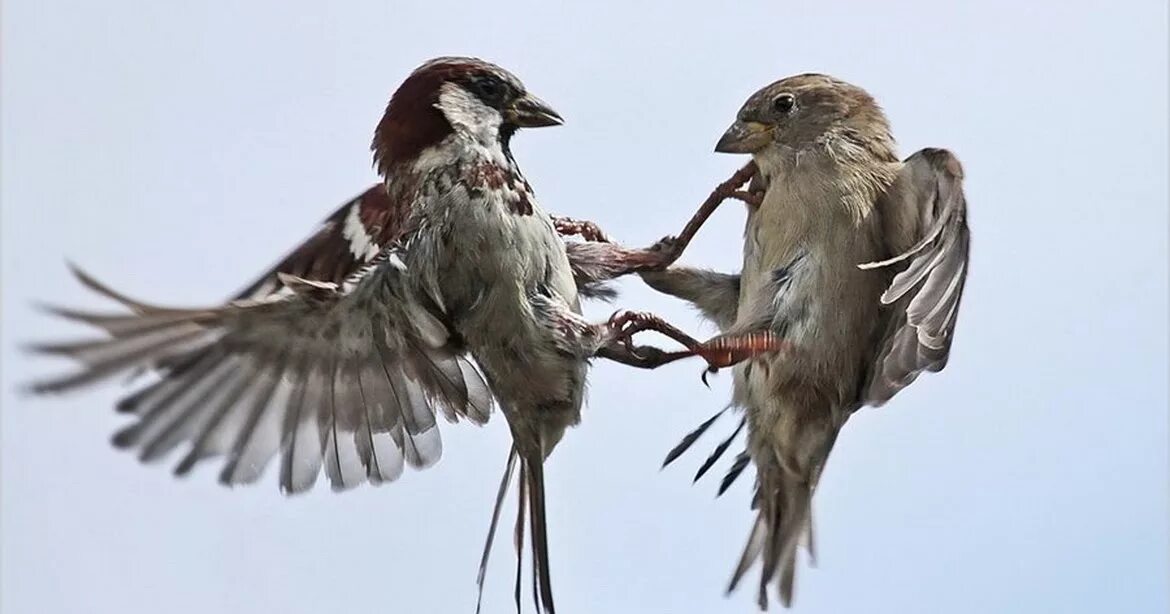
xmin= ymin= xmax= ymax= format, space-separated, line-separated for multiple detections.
xmin=514 ymin=467 xmax=528 ymax=613
xmin=476 ymin=446 xmax=558 ymax=614
xmin=524 ymin=454 xmax=556 ymax=614
xmin=477 ymin=448 xmax=518 ymax=614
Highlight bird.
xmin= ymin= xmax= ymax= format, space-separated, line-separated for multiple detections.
xmin=25 ymin=56 xmax=734 ymax=614
xmin=642 ymin=73 xmax=971 ymax=609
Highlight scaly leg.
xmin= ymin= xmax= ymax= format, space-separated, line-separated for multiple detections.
xmin=558 ymin=162 xmax=762 ymax=289
xmin=595 ymin=310 xmax=787 ymax=375
xmin=645 ymin=161 xmax=761 ymax=268
xmin=595 ymin=343 xmax=692 ymax=370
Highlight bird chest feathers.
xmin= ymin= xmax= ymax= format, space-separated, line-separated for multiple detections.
xmin=410 ymin=153 xmax=579 ymax=324
xmin=737 ymin=174 xmax=888 ymax=398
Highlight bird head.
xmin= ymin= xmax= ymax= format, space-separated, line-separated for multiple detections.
xmin=372 ymin=57 xmax=562 ymax=176
xmin=714 ymin=73 xmax=895 ymax=168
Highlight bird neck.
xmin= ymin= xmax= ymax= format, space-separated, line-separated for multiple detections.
xmin=754 ymin=145 xmax=898 ymax=224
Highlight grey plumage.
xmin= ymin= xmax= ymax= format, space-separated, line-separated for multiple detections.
xmin=642 ymin=268 xmax=741 ymax=330
xmin=863 ymin=148 xmax=970 ymax=404
xmin=30 ymin=246 xmax=481 ymax=495
xmin=646 ymin=74 xmax=971 ymax=608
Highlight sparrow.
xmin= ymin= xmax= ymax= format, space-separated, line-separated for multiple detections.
xmin=643 ymin=74 xmax=971 ymax=608
xmin=25 ymin=56 xmax=743 ymax=614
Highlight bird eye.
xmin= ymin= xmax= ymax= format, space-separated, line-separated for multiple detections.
xmin=773 ymin=93 xmax=796 ymax=113
xmin=476 ymin=80 xmax=500 ymax=100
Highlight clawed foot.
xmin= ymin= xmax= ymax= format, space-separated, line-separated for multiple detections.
xmin=641 ymin=235 xmax=684 ymax=270
xmin=553 ymin=216 xmax=612 ymax=243
xmin=606 ymin=310 xmax=697 ymax=359
xmin=601 ymin=311 xmax=788 ymax=376
xmin=729 ymin=189 xmax=764 ymax=208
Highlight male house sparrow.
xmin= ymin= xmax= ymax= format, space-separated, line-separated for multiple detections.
xmin=644 ymin=74 xmax=971 ymax=608
xmin=27 ymin=57 xmax=748 ymax=614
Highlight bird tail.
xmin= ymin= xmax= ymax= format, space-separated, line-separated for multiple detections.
xmin=476 ymin=445 xmax=557 ymax=614
xmin=730 ymin=470 xmax=813 ymax=610
xmin=729 ymin=427 xmax=838 ymax=610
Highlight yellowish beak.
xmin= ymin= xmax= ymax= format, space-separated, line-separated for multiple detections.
xmin=715 ymin=120 xmax=772 ymax=154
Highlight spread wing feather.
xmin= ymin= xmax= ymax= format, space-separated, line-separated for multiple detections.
xmin=29 ymin=188 xmax=495 ymax=492
xmin=862 ymin=148 xmax=970 ymax=405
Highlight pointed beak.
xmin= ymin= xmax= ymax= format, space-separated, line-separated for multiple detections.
xmin=714 ymin=120 xmax=772 ymax=154
xmin=506 ymin=93 xmax=563 ymax=128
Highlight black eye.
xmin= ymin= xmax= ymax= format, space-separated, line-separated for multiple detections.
xmin=773 ymin=93 xmax=796 ymax=113
xmin=475 ymin=79 xmax=501 ymax=101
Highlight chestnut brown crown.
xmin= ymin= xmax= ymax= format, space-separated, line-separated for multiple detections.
xmin=372 ymin=57 xmax=561 ymax=177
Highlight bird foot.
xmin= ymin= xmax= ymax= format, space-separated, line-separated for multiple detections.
xmin=552 ymin=216 xmax=612 ymax=243
xmin=729 ymin=190 xmax=764 ymax=208
xmin=601 ymin=312 xmax=787 ymax=374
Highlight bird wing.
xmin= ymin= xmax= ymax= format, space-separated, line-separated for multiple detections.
xmin=234 ymin=184 xmax=409 ymax=300
xmin=28 ymin=189 xmax=493 ymax=494
xmin=861 ymin=148 xmax=970 ymax=405
xmin=234 ymin=184 xmax=624 ymax=302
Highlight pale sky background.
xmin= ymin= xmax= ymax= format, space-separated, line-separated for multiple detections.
xmin=2 ymin=2 xmax=1167 ymax=613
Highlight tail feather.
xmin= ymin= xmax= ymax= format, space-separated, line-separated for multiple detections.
xmin=804 ymin=511 xmax=817 ymax=567
xmin=524 ymin=454 xmax=556 ymax=614
xmin=725 ymin=406 xmax=842 ymax=609
xmin=514 ymin=464 xmax=528 ymax=612
xmin=728 ymin=465 xmax=816 ymax=610
xmin=477 ymin=449 xmax=518 ymax=614
xmin=774 ymin=481 xmax=812 ymax=608
xmin=728 ymin=514 xmax=765 ymax=593
xmin=476 ymin=447 xmax=557 ymax=614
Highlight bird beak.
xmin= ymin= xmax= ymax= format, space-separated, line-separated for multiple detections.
xmin=715 ymin=120 xmax=772 ymax=154
xmin=505 ymin=93 xmax=564 ymax=128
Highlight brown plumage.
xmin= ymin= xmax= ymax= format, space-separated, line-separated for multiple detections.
xmin=644 ymin=73 xmax=970 ymax=608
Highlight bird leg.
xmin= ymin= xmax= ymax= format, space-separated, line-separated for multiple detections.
xmin=728 ymin=190 xmax=763 ymax=208
xmin=595 ymin=342 xmax=690 ymax=370
xmin=552 ymin=216 xmax=613 ymax=243
xmin=596 ymin=310 xmax=787 ymax=377
xmin=556 ymin=162 xmax=760 ymax=287
xmin=604 ymin=310 xmax=704 ymax=361
xmin=642 ymin=161 xmax=760 ymax=268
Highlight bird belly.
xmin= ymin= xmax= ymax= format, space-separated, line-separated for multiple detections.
xmin=733 ymin=219 xmax=886 ymax=427
xmin=422 ymin=194 xmax=586 ymax=452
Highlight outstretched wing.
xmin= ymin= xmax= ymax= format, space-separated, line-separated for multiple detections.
xmin=235 ymin=184 xmax=409 ymax=300
xmin=862 ymin=148 xmax=970 ymax=406
xmin=248 ymin=188 xmax=625 ymax=303
xmin=28 ymin=195 xmax=493 ymax=494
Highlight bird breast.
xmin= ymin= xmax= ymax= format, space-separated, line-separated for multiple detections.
xmin=402 ymin=143 xmax=585 ymax=431
xmin=736 ymin=178 xmax=889 ymax=409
